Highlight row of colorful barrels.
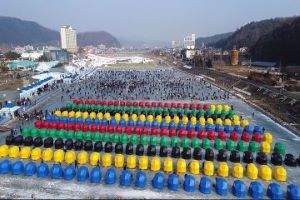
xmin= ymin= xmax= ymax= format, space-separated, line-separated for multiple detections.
xmin=33 ymin=122 xmax=266 ymax=142
xmin=3 ymin=136 xmax=297 ymax=167
xmin=18 ymin=130 xmax=275 ymax=155
xmin=70 ymin=100 xmax=232 ymax=112
xmin=52 ymin=111 xmax=242 ymax=127
xmin=1 ymin=159 xmax=299 ymax=199
xmin=0 ymin=146 xmax=290 ymax=182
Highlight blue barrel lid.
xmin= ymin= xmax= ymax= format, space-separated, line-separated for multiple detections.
xmin=248 ymin=181 xmax=264 ymax=199
xmin=37 ymin=163 xmax=49 ymax=178
xmin=0 ymin=159 xmax=11 ymax=174
xmin=267 ymin=183 xmax=284 ymax=200
xmin=24 ymin=161 xmax=37 ymax=176
xmin=167 ymin=173 xmax=180 ymax=191
xmin=144 ymin=121 xmax=151 ymax=128
xmin=50 ymin=164 xmax=63 ymax=179
xmin=63 ymin=165 xmax=76 ymax=181
xmin=119 ymin=119 xmax=127 ymax=127
xmin=152 ymin=172 xmax=164 ymax=190
xmin=216 ymin=177 xmax=228 ymax=196
xmin=195 ymin=123 xmax=202 ymax=131
xmin=183 ymin=174 xmax=196 ymax=192
xmin=110 ymin=118 xmax=117 ymax=126
xmin=105 ymin=168 xmax=116 ymax=185
xmin=186 ymin=122 xmax=194 ymax=131
xmin=120 ymin=169 xmax=132 ymax=187
xmin=11 ymin=160 xmax=24 ymax=175
xmin=135 ymin=171 xmax=147 ymax=188
xmin=287 ymin=184 xmax=300 ymax=200
xmin=177 ymin=122 xmax=184 ymax=130
xmin=168 ymin=121 xmax=176 ymax=129
xmin=232 ymin=180 xmax=246 ymax=197
xmin=77 ymin=166 xmax=89 ymax=182
xmin=90 ymin=167 xmax=102 ymax=184
xmin=136 ymin=120 xmax=143 ymax=127
xmin=160 ymin=121 xmax=167 ymax=129
xmin=128 ymin=120 xmax=135 ymax=127
xmin=199 ymin=176 xmax=212 ymax=194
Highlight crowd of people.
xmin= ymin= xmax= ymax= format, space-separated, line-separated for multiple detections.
xmin=64 ymin=68 xmax=231 ymax=102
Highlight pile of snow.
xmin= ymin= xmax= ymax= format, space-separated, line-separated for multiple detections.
xmin=36 ymin=61 xmax=59 ymax=72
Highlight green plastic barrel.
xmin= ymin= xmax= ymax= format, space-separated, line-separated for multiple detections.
xmin=226 ymin=139 xmax=236 ymax=151
xmin=84 ymin=131 xmax=92 ymax=140
xmin=66 ymin=102 xmax=73 ymax=109
xmin=274 ymin=142 xmax=285 ymax=155
xmin=140 ymin=135 xmax=148 ymax=145
xmin=49 ymin=129 xmax=56 ymax=138
xmin=160 ymin=136 xmax=168 ymax=147
xmin=170 ymin=136 xmax=179 ymax=147
xmin=130 ymin=134 xmax=138 ymax=145
xmin=150 ymin=135 xmax=158 ymax=146
xmin=248 ymin=141 xmax=259 ymax=153
xmin=93 ymin=132 xmax=101 ymax=142
xmin=238 ymin=140 xmax=247 ymax=152
xmin=40 ymin=128 xmax=48 ymax=138
xmin=76 ymin=131 xmax=84 ymax=140
xmin=121 ymin=134 xmax=128 ymax=144
xmin=112 ymin=133 xmax=120 ymax=143
xmin=57 ymin=130 xmax=65 ymax=139
xmin=22 ymin=128 xmax=30 ymax=137
xmin=102 ymin=133 xmax=110 ymax=143
xmin=66 ymin=130 xmax=75 ymax=139
xmin=214 ymin=139 xmax=224 ymax=150
xmin=31 ymin=128 xmax=39 ymax=137
xmin=202 ymin=138 xmax=211 ymax=149
xmin=181 ymin=137 xmax=190 ymax=148
xmin=191 ymin=138 xmax=200 ymax=148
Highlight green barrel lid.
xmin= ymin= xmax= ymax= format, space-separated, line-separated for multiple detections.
xmin=49 ymin=129 xmax=56 ymax=138
xmin=170 ymin=136 xmax=179 ymax=147
xmin=121 ymin=134 xmax=129 ymax=144
xmin=40 ymin=128 xmax=48 ymax=137
xmin=123 ymin=106 xmax=129 ymax=112
xmin=191 ymin=138 xmax=200 ymax=148
xmin=192 ymin=109 xmax=198 ymax=116
xmin=181 ymin=137 xmax=190 ymax=148
xmin=112 ymin=133 xmax=120 ymax=143
xmin=248 ymin=141 xmax=259 ymax=153
xmin=226 ymin=139 xmax=236 ymax=151
xmin=140 ymin=135 xmax=148 ymax=145
xmin=238 ymin=140 xmax=248 ymax=152
xmin=66 ymin=102 xmax=73 ymax=109
xmin=202 ymin=138 xmax=211 ymax=149
xmin=200 ymin=109 xmax=205 ymax=116
xmin=130 ymin=134 xmax=138 ymax=145
xmin=170 ymin=108 xmax=176 ymax=114
xmin=93 ymin=132 xmax=101 ymax=141
xmin=83 ymin=104 xmax=89 ymax=110
xmin=116 ymin=105 xmax=122 ymax=112
xmin=150 ymin=135 xmax=158 ymax=146
xmin=78 ymin=104 xmax=83 ymax=110
xmin=31 ymin=128 xmax=40 ymax=137
xmin=136 ymin=106 xmax=142 ymax=114
xmin=103 ymin=105 xmax=108 ymax=112
xmin=214 ymin=139 xmax=224 ymax=150
xmin=109 ymin=105 xmax=115 ymax=111
xmin=184 ymin=108 xmax=190 ymax=115
xmin=177 ymin=108 xmax=183 ymax=114
xmin=75 ymin=131 xmax=83 ymax=140
xmin=84 ymin=131 xmax=92 ymax=140
xmin=57 ymin=129 xmax=65 ymax=139
xmin=160 ymin=136 xmax=168 ymax=146
xmin=274 ymin=142 xmax=285 ymax=155
xmin=102 ymin=133 xmax=110 ymax=143
xmin=66 ymin=130 xmax=75 ymax=139
xmin=90 ymin=104 xmax=95 ymax=111
xmin=97 ymin=105 xmax=103 ymax=112
xmin=22 ymin=127 xmax=31 ymax=137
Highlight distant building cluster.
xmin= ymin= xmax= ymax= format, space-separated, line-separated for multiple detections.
xmin=183 ymin=34 xmax=196 ymax=50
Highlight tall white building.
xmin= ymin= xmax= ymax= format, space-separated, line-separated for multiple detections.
xmin=184 ymin=34 xmax=196 ymax=49
xmin=60 ymin=25 xmax=77 ymax=53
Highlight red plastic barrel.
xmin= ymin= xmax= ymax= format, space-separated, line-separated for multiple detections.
xmin=134 ymin=127 xmax=141 ymax=135
xmin=120 ymin=101 xmax=125 ymax=106
xmin=178 ymin=129 xmax=186 ymax=138
xmin=164 ymin=103 xmax=170 ymax=108
xmin=116 ymin=125 xmax=122 ymax=134
xmin=35 ymin=120 xmax=43 ymax=129
xmin=183 ymin=103 xmax=189 ymax=109
xmin=99 ymin=124 xmax=106 ymax=133
xmin=113 ymin=100 xmax=119 ymax=106
xmin=187 ymin=130 xmax=195 ymax=139
xmin=203 ymin=104 xmax=209 ymax=111
xmin=108 ymin=101 xmax=113 ymax=106
xmin=197 ymin=130 xmax=206 ymax=139
xmin=107 ymin=125 xmax=114 ymax=133
xmin=160 ymin=128 xmax=167 ymax=136
xmin=141 ymin=127 xmax=148 ymax=135
xmin=207 ymin=130 xmax=215 ymax=140
xmin=158 ymin=102 xmax=163 ymax=107
xmin=126 ymin=101 xmax=131 ymax=107
xmin=102 ymin=100 xmax=107 ymax=105
xmin=252 ymin=132 xmax=262 ymax=142
xmin=230 ymin=131 xmax=239 ymax=141
xmin=82 ymin=123 xmax=89 ymax=132
xmin=125 ymin=126 xmax=132 ymax=135
xmin=50 ymin=122 xmax=58 ymax=130
xmin=58 ymin=122 xmax=65 ymax=130
xmin=145 ymin=102 xmax=150 ymax=108
xmin=151 ymin=128 xmax=158 ymax=135
xmin=90 ymin=99 xmax=96 ymax=105
xmin=169 ymin=129 xmax=176 ymax=137
xmin=91 ymin=124 xmax=98 ymax=132
xmin=171 ymin=103 xmax=177 ymax=108
xmin=196 ymin=104 xmax=202 ymax=110
xmin=74 ymin=123 xmax=81 ymax=131
xmin=84 ymin=99 xmax=90 ymax=104
xmin=139 ymin=101 xmax=144 ymax=107
xmin=218 ymin=131 xmax=227 ymax=141
xmin=241 ymin=132 xmax=250 ymax=142
xmin=189 ymin=103 xmax=195 ymax=110
xmin=177 ymin=103 xmax=182 ymax=108
xmin=66 ymin=123 xmax=74 ymax=131
xmin=133 ymin=102 xmax=138 ymax=107
xmin=151 ymin=102 xmax=157 ymax=108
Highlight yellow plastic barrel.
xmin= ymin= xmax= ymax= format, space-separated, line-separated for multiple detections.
xmin=114 ymin=154 xmax=124 ymax=168
xmin=176 ymin=158 xmax=186 ymax=174
xmin=139 ymin=156 xmax=148 ymax=170
xmin=97 ymin=112 xmax=103 ymax=120
xmin=246 ymin=163 xmax=258 ymax=180
xmin=0 ymin=145 xmax=9 ymax=158
xmin=127 ymin=155 xmax=136 ymax=169
xmin=65 ymin=150 xmax=76 ymax=164
xmin=163 ymin=157 xmax=173 ymax=173
xmin=189 ymin=160 xmax=200 ymax=175
xmin=77 ymin=151 xmax=88 ymax=165
xmin=273 ymin=166 xmax=287 ymax=182
xmin=259 ymin=165 xmax=272 ymax=181
xmin=8 ymin=146 xmax=20 ymax=158
xmin=232 ymin=163 xmax=244 ymax=178
xmin=31 ymin=147 xmax=42 ymax=161
xmin=203 ymin=161 xmax=214 ymax=176
xmin=42 ymin=148 xmax=53 ymax=162
xmin=217 ymin=162 xmax=229 ymax=177
xmin=90 ymin=152 xmax=100 ymax=166
xmin=261 ymin=141 xmax=271 ymax=154
xmin=102 ymin=153 xmax=112 ymax=167
xmin=20 ymin=146 xmax=31 ymax=159
xmin=150 ymin=157 xmax=161 ymax=172
xmin=263 ymin=132 xmax=273 ymax=144
xmin=54 ymin=149 xmax=65 ymax=163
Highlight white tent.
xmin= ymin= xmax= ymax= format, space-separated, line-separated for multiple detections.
xmin=0 ymin=106 xmax=21 ymax=118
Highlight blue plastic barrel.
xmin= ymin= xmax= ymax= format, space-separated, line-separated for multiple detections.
xmin=216 ymin=178 xmax=228 ymax=196
xmin=90 ymin=167 xmax=102 ymax=184
xmin=186 ymin=122 xmax=194 ymax=131
xmin=160 ymin=121 xmax=167 ymax=129
xmin=136 ymin=120 xmax=143 ymax=127
xmin=110 ymin=118 xmax=117 ymax=126
xmin=120 ymin=119 xmax=127 ymax=127
xmin=224 ymin=125 xmax=232 ymax=134
xmin=287 ymin=184 xmax=300 ymax=200
xmin=177 ymin=122 xmax=184 ymax=130
xmin=169 ymin=121 xmax=176 ymax=129
xmin=244 ymin=125 xmax=252 ymax=134
xmin=206 ymin=124 xmax=213 ymax=131
xmin=234 ymin=125 xmax=242 ymax=133
xmin=167 ymin=174 xmax=179 ymax=191
xmin=215 ymin=124 xmax=223 ymax=132
xmin=248 ymin=181 xmax=264 ymax=199
xmin=183 ymin=175 xmax=196 ymax=192
xmin=267 ymin=183 xmax=284 ymax=200
xmin=152 ymin=172 xmax=164 ymax=190
xmin=24 ymin=161 xmax=37 ymax=176
xmin=37 ymin=163 xmax=49 ymax=178
xmin=195 ymin=123 xmax=202 ymax=131
xmin=232 ymin=180 xmax=246 ymax=197
xmin=199 ymin=176 xmax=211 ymax=194
xmin=0 ymin=159 xmax=11 ymax=174
xmin=77 ymin=166 xmax=89 ymax=182
xmin=86 ymin=118 xmax=92 ymax=125
xmin=135 ymin=171 xmax=147 ymax=189
xmin=144 ymin=121 xmax=151 ymax=128
xmin=128 ymin=120 xmax=135 ymax=127
xmin=94 ymin=118 xmax=100 ymax=125
xmin=11 ymin=160 xmax=24 ymax=175
xmin=50 ymin=164 xmax=63 ymax=179
xmin=105 ymin=168 xmax=116 ymax=185
xmin=101 ymin=119 xmax=108 ymax=126
xmin=63 ymin=165 xmax=76 ymax=180
xmin=120 ymin=169 xmax=132 ymax=187
xmin=151 ymin=121 xmax=158 ymax=128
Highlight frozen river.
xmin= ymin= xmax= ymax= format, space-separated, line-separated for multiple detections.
xmin=0 ymin=66 xmax=299 ymax=199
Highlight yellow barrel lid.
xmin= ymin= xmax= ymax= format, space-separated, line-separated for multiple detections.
xmin=150 ymin=156 xmax=161 ymax=172
xmin=102 ymin=153 xmax=112 ymax=167
xmin=259 ymin=165 xmax=272 ymax=181
xmin=90 ymin=152 xmax=100 ymax=166
xmin=42 ymin=148 xmax=53 ymax=162
xmin=126 ymin=155 xmax=136 ymax=169
xmin=77 ymin=151 xmax=88 ymax=165
xmin=163 ymin=157 xmax=173 ymax=173
xmin=65 ymin=150 xmax=76 ymax=164
xmin=246 ymin=163 xmax=258 ymax=180
xmin=20 ymin=146 xmax=31 ymax=159
xmin=139 ymin=156 xmax=148 ymax=170
xmin=273 ymin=166 xmax=287 ymax=182
xmin=8 ymin=145 xmax=20 ymax=158
xmin=31 ymin=147 xmax=42 ymax=161
xmin=176 ymin=158 xmax=186 ymax=174
xmin=263 ymin=132 xmax=273 ymax=144
xmin=114 ymin=154 xmax=124 ymax=168
xmin=189 ymin=160 xmax=200 ymax=175
xmin=217 ymin=162 xmax=229 ymax=177
xmin=261 ymin=141 xmax=271 ymax=154
xmin=232 ymin=163 xmax=244 ymax=179
xmin=203 ymin=161 xmax=214 ymax=176
xmin=0 ymin=145 xmax=9 ymax=158
xmin=54 ymin=149 xmax=65 ymax=163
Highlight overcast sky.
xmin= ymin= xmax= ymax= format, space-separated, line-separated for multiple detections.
xmin=0 ymin=0 xmax=299 ymax=41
